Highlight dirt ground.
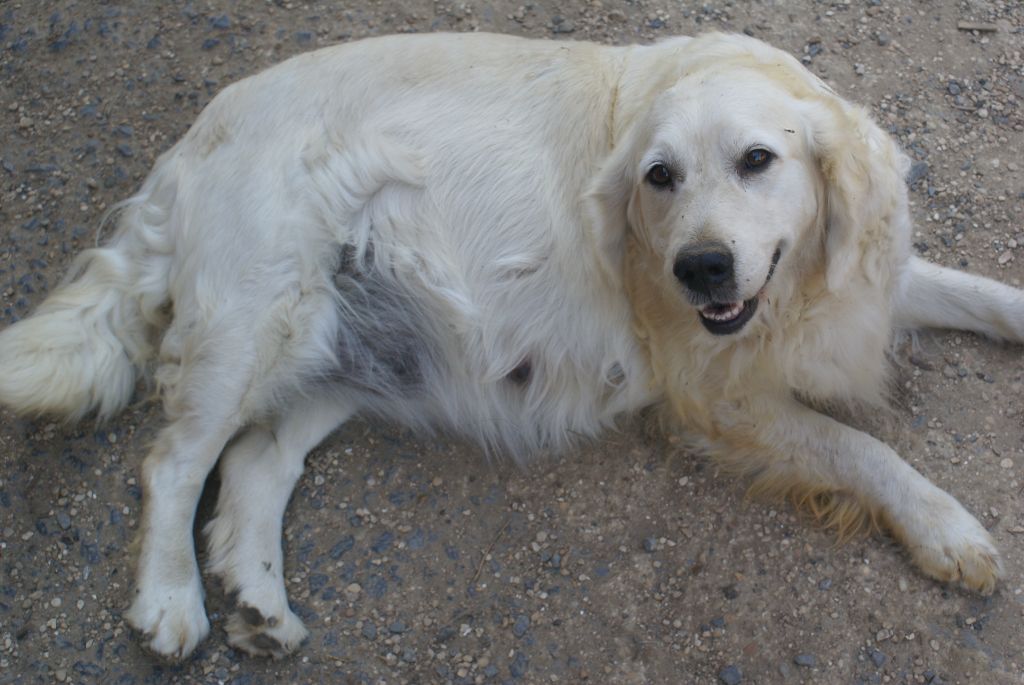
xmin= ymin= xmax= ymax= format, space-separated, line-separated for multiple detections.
xmin=1 ymin=1 xmax=1023 ymax=683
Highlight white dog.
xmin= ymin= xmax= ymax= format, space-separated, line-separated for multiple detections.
xmin=0 ymin=32 xmax=1019 ymax=660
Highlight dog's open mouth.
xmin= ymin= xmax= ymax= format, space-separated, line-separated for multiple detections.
xmin=697 ymin=247 xmax=781 ymax=336
xmin=698 ymin=298 xmax=759 ymax=335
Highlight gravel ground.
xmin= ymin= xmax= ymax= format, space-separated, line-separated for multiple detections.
xmin=2 ymin=1 xmax=1023 ymax=684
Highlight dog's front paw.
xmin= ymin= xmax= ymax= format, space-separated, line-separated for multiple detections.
xmin=125 ymin=580 xmax=210 ymax=660
xmin=225 ymin=603 xmax=309 ymax=658
xmin=900 ymin=495 xmax=1002 ymax=595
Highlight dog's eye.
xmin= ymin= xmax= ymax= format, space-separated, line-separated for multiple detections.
xmin=743 ymin=148 xmax=774 ymax=170
xmin=646 ymin=163 xmax=674 ymax=188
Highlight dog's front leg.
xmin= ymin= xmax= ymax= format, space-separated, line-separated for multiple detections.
xmin=702 ymin=396 xmax=1002 ymax=594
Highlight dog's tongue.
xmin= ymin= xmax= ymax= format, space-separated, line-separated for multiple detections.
xmin=700 ymin=302 xmax=744 ymax=322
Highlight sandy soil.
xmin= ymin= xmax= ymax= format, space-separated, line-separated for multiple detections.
xmin=1 ymin=1 xmax=1022 ymax=683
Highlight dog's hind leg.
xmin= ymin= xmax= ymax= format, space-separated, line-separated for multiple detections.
xmin=205 ymin=397 xmax=353 ymax=658
xmin=125 ymin=393 xmax=245 ymax=659
xmin=125 ymin=296 xmax=313 ymax=659
xmin=894 ymin=255 xmax=1024 ymax=341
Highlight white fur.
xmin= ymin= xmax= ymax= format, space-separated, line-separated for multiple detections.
xmin=0 ymin=32 xmax=1019 ymax=660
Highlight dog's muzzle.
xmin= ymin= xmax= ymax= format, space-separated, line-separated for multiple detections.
xmin=674 ymin=245 xmax=782 ymax=336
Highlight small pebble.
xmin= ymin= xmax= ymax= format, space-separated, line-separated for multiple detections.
xmin=56 ymin=511 xmax=71 ymax=530
xmin=719 ymin=665 xmax=742 ymax=685
xmin=510 ymin=652 xmax=529 ymax=678
xmin=999 ymin=458 xmax=1013 ymax=469
xmin=907 ymin=161 xmax=929 ymax=185
xmin=794 ymin=654 xmax=816 ymax=668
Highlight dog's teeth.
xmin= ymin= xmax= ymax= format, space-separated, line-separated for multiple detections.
xmin=701 ymin=302 xmax=743 ymax=322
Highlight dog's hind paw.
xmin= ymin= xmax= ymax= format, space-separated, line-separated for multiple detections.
xmin=125 ymin=581 xmax=210 ymax=660
xmin=225 ymin=603 xmax=309 ymax=658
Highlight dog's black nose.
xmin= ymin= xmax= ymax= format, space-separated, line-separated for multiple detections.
xmin=673 ymin=248 xmax=735 ymax=297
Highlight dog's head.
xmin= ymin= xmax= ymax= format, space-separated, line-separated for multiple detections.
xmin=589 ymin=33 xmax=910 ymax=338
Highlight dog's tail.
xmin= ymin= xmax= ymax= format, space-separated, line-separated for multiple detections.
xmin=0 ymin=166 xmax=177 ymax=421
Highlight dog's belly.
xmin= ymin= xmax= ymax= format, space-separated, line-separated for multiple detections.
xmin=326 ymin=246 xmax=443 ymax=396
xmin=320 ymin=244 xmax=654 ymax=458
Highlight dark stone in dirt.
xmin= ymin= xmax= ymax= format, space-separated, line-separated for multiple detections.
xmin=907 ymin=161 xmax=929 ymax=185
xmin=794 ymin=653 xmax=816 ymax=667
xmin=308 ymin=574 xmax=328 ymax=594
xmin=361 ymin=622 xmax=377 ymax=640
xmin=551 ymin=16 xmax=576 ymax=33
xmin=371 ymin=531 xmax=394 ymax=553
xmin=513 ymin=614 xmax=530 ymax=637
xmin=73 ymin=662 xmax=103 ymax=677
xmin=719 ymin=664 xmax=742 ymax=684
xmin=510 ymin=651 xmax=529 ymax=678
xmin=329 ymin=535 xmax=354 ymax=559
xmin=435 ymin=624 xmax=457 ymax=642
xmin=406 ymin=528 xmax=426 ymax=550
xmin=81 ymin=542 xmax=100 ymax=564
xmin=869 ymin=648 xmax=887 ymax=668
xmin=722 ymin=584 xmax=739 ymax=600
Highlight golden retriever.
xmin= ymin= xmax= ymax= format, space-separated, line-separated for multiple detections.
xmin=0 ymin=32 xmax=1018 ymax=660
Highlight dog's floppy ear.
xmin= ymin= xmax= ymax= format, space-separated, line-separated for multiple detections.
xmin=806 ymin=97 xmax=911 ymax=292
xmin=585 ymin=124 xmax=648 ymax=285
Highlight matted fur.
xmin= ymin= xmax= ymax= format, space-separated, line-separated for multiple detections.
xmin=0 ymin=32 xmax=1021 ymax=660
